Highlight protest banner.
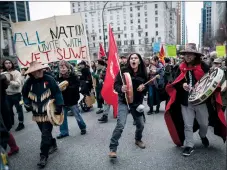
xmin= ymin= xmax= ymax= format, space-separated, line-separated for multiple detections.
xmin=166 ymin=45 xmax=177 ymax=57
xmin=216 ymin=45 xmax=226 ymax=58
xmin=12 ymin=14 xmax=89 ymax=68
xmin=153 ymin=42 xmax=160 ymax=53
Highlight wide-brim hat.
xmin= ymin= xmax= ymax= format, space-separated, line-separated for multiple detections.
xmin=213 ymin=58 xmax=223 ymax=64
xmin=179 ymin=43 xmax=204 ymax=56
xmin=24 ymin=61 xmax=49 ymax=75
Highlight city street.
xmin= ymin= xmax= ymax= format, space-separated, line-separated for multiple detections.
xmin=9 ymin=102 xmax=226 ymax=170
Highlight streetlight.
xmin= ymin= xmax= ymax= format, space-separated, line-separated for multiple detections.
xmin=102 ymin=1 xmax=109 ymax=53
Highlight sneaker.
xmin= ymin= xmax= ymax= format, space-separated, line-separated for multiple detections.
xmin=182 ymin=147 xmax=194 ymax=156
xmin=135 ymin=140 xmax=146 ymax=149
xmin=56 ymin=134 xmax=69 ymax=139
xmin=15 ymin=123 xmax=25 ymax=131
xmin=109 ymin=151 xmax=117 ymax=158
xmin=8 ymin=146 xmax=19 ymax=156
xmin=96 ymin=109 xmax=103 ymax=114
xmin=37 ymin=155 xmax=47 ymax=169
xmin=201 ymin=137 xmax=209 ymax=148
xmin=98 ymin=115 xmax=108 ymax=123
xmin=81 ymin=129 xmax=86 ymax=135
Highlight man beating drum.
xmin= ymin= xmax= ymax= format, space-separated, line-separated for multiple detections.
xmin=165 ymin=43 xmax=226 ymax=157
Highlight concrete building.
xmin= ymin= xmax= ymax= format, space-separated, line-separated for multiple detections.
xmin=180 ymin=1 xmax=186 ymax=45
xmin=71 ymin=1 xmax=178 ymax=59
xmin=176 ymin=2 xmax=182 ymax=45
xmin=0 ymin=1 xmax=30 ymax=57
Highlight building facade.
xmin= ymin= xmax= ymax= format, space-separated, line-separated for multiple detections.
xmin=180 ymin=1 xmax=186 ymax=45
xmin=71 ymin=1 xmax=178 ymax=59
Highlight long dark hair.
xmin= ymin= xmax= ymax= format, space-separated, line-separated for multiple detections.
xmin=2 ymin=59 xmax=15 ymax=71
xmin=126 ymin=53 xmax=148 ymax=80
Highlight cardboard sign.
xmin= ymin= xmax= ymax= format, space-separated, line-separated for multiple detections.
xmin=12 ymin=14 xmax=89 ymax=68
xmin=167 ymin=45 xmax=177 ymax=57
xmin=216 ymin=45 xmax=226 ymax=57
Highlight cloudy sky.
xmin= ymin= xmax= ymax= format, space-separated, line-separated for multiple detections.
xmin=29 ymin=2 xmax=203 ymax=45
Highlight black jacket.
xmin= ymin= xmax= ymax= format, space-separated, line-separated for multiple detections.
xmin=57 ymin=73 xmax=80 ymax=106
xmin=114 ymin=68 xmax=148 ymax=107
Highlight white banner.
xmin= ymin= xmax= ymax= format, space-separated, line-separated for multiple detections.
xmin=12 ymin=14 xmax=89 ymax=68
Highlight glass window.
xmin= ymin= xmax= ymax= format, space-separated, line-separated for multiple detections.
xmin=138 ymin=13 xmax=140 ymax=17
xmin=138 ymin=25 xmax=141 ymax=29
xmin=123 ymin=8 xmax=126 ymax=12
xmin=138 ymin=19 xmax=140 ymax=23
xmin=73 ymin=9 xmax=75 ymax=13
xmin=144 ymin=5 xmax=147 ymax=10
xmin=72 ymin=3 xmax=74 ymax=7
xmin=145 ymin=32 xmax=148 ymax=36
xmin=124 ymin=40 xmax=128 ymax=45
xmin=131 ymin=26 xmax=133 ymax=30
xmin=131 ymin=33 xmax=134 ymax=37
xmin=139 ymin=39 xmax=141 ymax=44
xmin=138 ymin=32 xmax=141 ymax=37
xmin=118 ymin=27 xmax=120 ymax=31
xmin=131 ymin=20 xmax=133 ymax=24
xmin=93 ymin=43 xmax=95 ymax=47
xmin=130 ymin=7 xmax=133 ymax=11
xmin=155 ymin=11 xmax=158 ymax=15
xmin=118 ymin=34 xmax=120 ymax=38
xmin=124 ymin=34 xmax=127 ymax=38
xmin=156 ymin=31 xmax=158 ymax=36
xmin=145 ymin=24 xmax=148 ymax=29
xmin=145 ymin=11 xmax=147 ymax=16
xmin=155 ymin=4 xmax=158 ymax=8
xmin=155 ymin=23 xmax=158 ymax=28
xmin=145 ymin=18 xmax=147 ymax=22
xmin=130 ymin=13 xmax=133 ymax=17
xmin=131 ymin=40 xmax=135 ymax=45
xmin=155 ymin=17 xmax=158 ymax=22
xmin=93 ymin=37 xmax=95 ymax=41
xmin=99 ymin=29 xmax=101 ymax=33
xmin=124 ymin=26 xmax=126 ymax=31
xmin=99 ymin=36 xmax=102 ymax=40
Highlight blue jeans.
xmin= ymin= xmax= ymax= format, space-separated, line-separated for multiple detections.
xmin=109 ymin=101 xmax=144 ymax=152
xmin=59 ymin=105 xmax=86 ymax=136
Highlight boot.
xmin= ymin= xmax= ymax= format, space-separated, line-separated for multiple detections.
xmin=8 ymin=133 xmax=19 ymax=156
xmin=155 ymin=105 xmax=160 ymax=114
xmin=37 ymin=155 xmax=47 ymax=169
xmin=109 ymin=151 xmax=117 ymax=158
xmin=15 ymin=123 xmax=25 ymax=131
xmin=98 ymin=115 xmax=108 ymax=123
xmin=135 ymin=140 xmax=146 ymax=149
xmin=147 ymin=109 xmax=154 ymax=115
xmin=96 ymin=109 xmax=103 ymax=114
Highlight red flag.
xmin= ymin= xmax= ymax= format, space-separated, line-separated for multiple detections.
xmin=101 ymin=24 xmax=120 ymax=118
xmin=98 ymin=43 xmax=106 ymax=59
xmin=159 ymin=44 xmax=165 ymax=65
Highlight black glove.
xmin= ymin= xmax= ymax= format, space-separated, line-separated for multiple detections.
xmin=55 ymin=105 xmax=63 ymax=115
xmin=24 ymin=104 xmax=32 ymax=112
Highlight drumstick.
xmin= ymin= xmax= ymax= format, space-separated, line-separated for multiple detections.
xmin=137 ymin=75 xmax=160 ymax=91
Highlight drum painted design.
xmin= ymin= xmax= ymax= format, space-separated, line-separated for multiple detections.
xmin=123 ymin=72 xmax=133 ymax=104
xmin=47 ymin=99 xmax=64 ymax=126
xmin=188 ymin=68 xmax=224 ymax=105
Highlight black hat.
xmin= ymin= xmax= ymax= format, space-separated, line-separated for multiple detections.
xmin=98 ymin=59 xmax=106 ymax=66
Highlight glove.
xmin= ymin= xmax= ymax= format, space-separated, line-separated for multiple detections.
xmin=24 ymin=104 xmax=32 ymax=112
xmin=55 ymin=105 xmax=63 ymax=115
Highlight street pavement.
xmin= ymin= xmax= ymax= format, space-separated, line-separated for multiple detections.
xmin=9 ymin=101 xmax=226 ymax=170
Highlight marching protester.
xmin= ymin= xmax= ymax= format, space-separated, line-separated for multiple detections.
xmin=56 ymin=60 xmax=87 ymax=139
xmin=109 ymin=53 xmax=148 ymax=158
xmin=2 ymin=59 xmax=25 ymax=131
xmin=22 ymin=61 xmax=64 ymax=168
xmin=0 ymin=72 xmax=19 ymax=156
xmin=165 ymin=44 xmax=226 ymax=157
xmin=147 ymin=56 xmax=165 ymax=114
xmin=92 ymin=60 xmax=107 ymax=114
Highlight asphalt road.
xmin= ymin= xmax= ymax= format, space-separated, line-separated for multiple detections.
xmin=8 ymin=101 xmax=226 ymax=170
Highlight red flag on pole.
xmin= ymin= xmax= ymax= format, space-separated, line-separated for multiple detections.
xmin=101 ymin=24 xmax=120 ymax=118
xmin=159 ymin=44 xmax=165 ymax=65
xmin=98 ymin=43 xmax=106 ymax=59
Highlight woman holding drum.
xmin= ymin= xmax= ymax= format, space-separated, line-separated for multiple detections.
xmin=109 ymin=53 xmax=148 ymax=158
xmin=165 ymin=43 xmax=226 ymax=157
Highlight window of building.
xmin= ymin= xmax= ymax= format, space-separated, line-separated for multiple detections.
xmin=123 ymin=8 xmax=126 ymax=12
xmin=105 ymin=35 xmax=108 ymax=39
xmin=124 ymin=26 xmax=127 ymax=31
xmin=131 ymin=40 xmax=135 ymax=45
xmin=156 ymin=31 xmax=158 ymax=36
xmin=117 ymin=41 xmax=121 ymax=46
xmin=131 ymin=20 xmax=133 ymax=24
xmin=145 ymin=18 xmax=147 ymax=22
xmin=145 ymin=32 xmax=148 ymax=36
xmin=85 ymin=13 xmax=87 ymax=17
xmin=145 ymin=38 xmax=149 ymax=43
xmin=139 ymin=48 xmax=142 ymax=51
xmin=131 ymin=33 xmax=134 ymax=38
xmin=138 ymin=13 xmax=140 ymax=17
xmin=124 ymin=40 xmax=128 ymax=45
xmin=99 ymin=29 xmax=101 ymax=33
xmin=145 ymin=11 xmax=147 ymax=16
xmin=72 ymin=3 xmax=74 ymax=7
xmin=155 ymin=4 xmax=158 ymax=8
xmin=124 ymin=20 xmax=126 ymax=24
xmin=130 ymin=13 xmax=133 ymax=17
xmin=118 ymin=34 xmax=120 ymax=38
xmin=155 ymin=23 xmax=158 ymax=28
xmin=85 ymin=19 xmax=87 ymax=23
xmin=110 ymin=16 xmax=113 ymax=20
xmin=93 ymin=43 xmax=96 ymax=47
xmin=124 ymin=34 xmax=127 ymax=38
xmin=118 ymin=27 xmax=120 ymax=31
xmin=99 ymin=36 xmax=102 ymax=40
xmin=152 ymin=38 xmax=154 ymax=42
xmin=78 ymin=2 xmax=80 ymax=6
xmin=138 ymin=25 xmax=141 ymax=29
xmin=124 ymin=49 xmax=127 ymax=52
xmin=155 ymin=11 xmax=158 ymax=15
xmin=138 ymin=32 xmax=141 ymax=37
xmin=155 ymin=17 xmax=158 ymax=22
xmin=124 ymin=14 xmax=126 ymax=19
xmin=144 ymin=5 xmax=147 ymax=10
xmin=137 ymin=1 xmax=140 ymax=4
xmin=138 ymin=19 xmax=140 ymax=23
xmin=73 ymin=9 xmax=75 ymax=13
xmin=130 ymin=7 xmax=133 ymax=11
xmin=145 ymin=24 xmax=148 ymax=29
xmin=78 ymin=8 xmax=80 ymax=11
xmin=158 ymin=37 xmax=161 ymax=42
xmin=131 ymin=26 xmax=134 ymax=30
xmin=130 ymin=2 xmax=132 ymax=5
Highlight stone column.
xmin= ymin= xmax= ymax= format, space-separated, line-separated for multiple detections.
xmin=7 ymin=28 xmax=13 ymax=55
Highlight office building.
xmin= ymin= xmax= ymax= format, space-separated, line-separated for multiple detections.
xmin=71 ymin=1 xmax=178 ymax=59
